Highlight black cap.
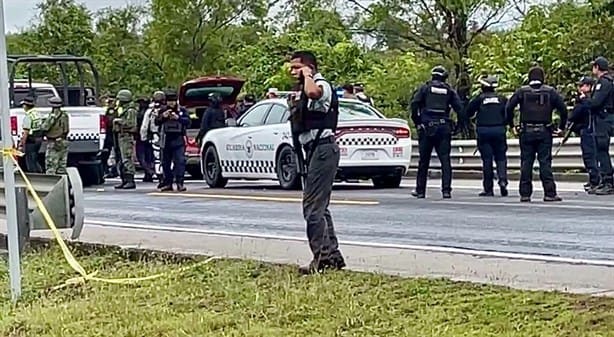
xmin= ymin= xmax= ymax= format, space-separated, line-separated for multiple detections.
xmin=591 ymin=56 xmax=609 ymax=71
xmin=245 ymin=94 xmax=255 ymax=101
xmin=528 ymin=66 xmax=545 ymax=83
xmin=577 ymin=76 xmax=594 ymax=86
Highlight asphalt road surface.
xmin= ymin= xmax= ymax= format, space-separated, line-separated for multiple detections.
xmin=84 ymin=176 xmax=614 ymax=262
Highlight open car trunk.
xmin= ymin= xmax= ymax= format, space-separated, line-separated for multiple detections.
xmin=178 ymin=76 xmax=245 ymax=161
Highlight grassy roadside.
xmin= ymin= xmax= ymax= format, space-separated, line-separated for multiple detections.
xmin=1 ymin=243 xmax=614 ymax=336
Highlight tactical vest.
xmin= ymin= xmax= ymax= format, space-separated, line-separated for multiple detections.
xmin=162 ymin=109 xmax=184 ymax=134
xmin=423 ymin=81 xmax=449 ymax=119
xmin=26 ymin=108 xmax=43 ymax=136
xmin=520 ymin=85 xmax=552 ymax=124
xmin=302 ymin=79 xmax=339 ymax=131
xmin=46 ymin=109 xmax=69 ymax=139
xmin=476 ymin=92 xmax=505 ymax=127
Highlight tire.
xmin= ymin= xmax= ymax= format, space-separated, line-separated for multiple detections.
xmin=202 ymin=145 xmax=228 ymax=188
xmin=372 ymin=174 xmax=402 ymax=189
xmin=186 ymin=165 xmax=204 ymax=180
xmin=276 ymin=145 xmax=302 ymax=190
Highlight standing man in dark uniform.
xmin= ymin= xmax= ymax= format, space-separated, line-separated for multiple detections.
xmin=465 ymin=76 xmax=510 ymax=197
xmin=506 ymin=66 xmax=567 ymax=202
xmin=568 ymin=76 xmax=599 ymax=193
xmin=410 ymin=65 xmax=464 ymax=199
xmin=587 ymin=57 xmax=614 ymax=195
xmin=196 ymin=92 xmax=226 ymax=145
xmin=135 ymin=97 xmax=155 ymax=182
xmin=289 ymin=50 xmax=345 ymax=275
xmin=155 ymin=89 xmax=190 ymax=192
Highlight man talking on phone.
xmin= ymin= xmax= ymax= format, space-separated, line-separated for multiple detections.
xmin=289 ymin=50 xmax=346 ymax=275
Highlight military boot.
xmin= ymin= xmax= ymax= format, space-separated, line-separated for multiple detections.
xmin=156 ymin=175 xmax=165 ymax=189
xmin=143 ymin=172 xmax=154 ymax=183
xmin=595 ymin=183 xmax=614 ymax=195
xmin=176 ymin=183 xmax=186 ymax=192
xmin=121 ymin=174 xmax=136 ymax=190
xmin=114 ymin=175 xmax=127 ymax=189
xmin=478 ymin=190 xmax=494 ymax=197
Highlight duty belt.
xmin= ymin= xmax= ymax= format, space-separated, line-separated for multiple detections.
xmin=304 ymin=135 xmax=335 ymax=151
xmin=522 ymin=123 xmax=551 ymax=127
xmin=426 ymin=119 xmax=446 ymax=127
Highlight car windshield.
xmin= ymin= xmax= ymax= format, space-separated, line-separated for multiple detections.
xmin=338 ymin=101 xmax=382 ymax=120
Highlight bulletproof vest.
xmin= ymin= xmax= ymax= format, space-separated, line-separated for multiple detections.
xmin=46 ymin=109 xmax=69 ymax=139
xmin=302 ymin=79 xmax=339 ymax=131
xmin=423 ymin=81 xmax=449 ymax=119
xmin=26 ymin=108 xmax=43 ymax=133
xmin=520 ymin=85 xmax=552 ymax=124
xmin=162 ymin=108 xmax=184 ymax=134
xmin=476 ymin=92 xmax=505 ymax=127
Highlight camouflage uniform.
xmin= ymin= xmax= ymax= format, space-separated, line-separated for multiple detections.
xmin=113 ymin=89 xmax=138 ymax=189
xmin=42 ymin=97 xmax=69 ymax=175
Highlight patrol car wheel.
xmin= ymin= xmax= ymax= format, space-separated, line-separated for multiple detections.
xmin=276 ymin=145 xmax=302 ymax=190
xmin=187 ymin=165 xmax=203 ymax=180
xmin=203 ymin=145 xmax=227 ymax=188
xmin=372 ymin=174 xmax=402 ymax=189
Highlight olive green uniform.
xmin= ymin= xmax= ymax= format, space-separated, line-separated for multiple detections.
xmin=42 ymin=98 xmax=70 ymax=175
xmin=113 ymin=89 xmax=138 ymax=189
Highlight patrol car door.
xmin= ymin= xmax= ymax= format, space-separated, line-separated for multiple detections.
xmin=231 ymin=103 xmax=272 ymax=175
xmin=259 ymin=104 xmax=290 ymax=176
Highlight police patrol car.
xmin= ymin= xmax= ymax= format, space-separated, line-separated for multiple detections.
xmin=199 ymin=96 xmax=412 ymax=189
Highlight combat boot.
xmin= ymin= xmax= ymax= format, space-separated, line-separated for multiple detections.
xmin=121 ymin=174 xmax=136 ymax=190
xmin=595 ymin=183 xmax=614 ymax=195
xmin=156 ymin=175 xmax=165 ymax=189
xmin=176 ymin=183 xmax=186 ymax=192
xmin=114 ymin=175 xmax=126 ymax=189
xmin=478 ymin=190 xmax=494 ymax=197
xmin=143 ymin=172 xmax=154 ymax=183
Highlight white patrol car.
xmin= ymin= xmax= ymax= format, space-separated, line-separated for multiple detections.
xmin=199 ymin=98 xmax=412 ymax=189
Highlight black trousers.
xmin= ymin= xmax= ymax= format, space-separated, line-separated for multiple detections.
xmin=594 ymin=115 xmax=614 ymax=184
xmin=519 ymin=126 xmax=557 ymax=198
xmin=580 ymin=129 xmax=600 ymax=186
xmin=302 ymin=139 xmax=343 ymax=266
xmin=476 ymin=126 xmax=508 ymax=192
xmin=24 ymin=140 xmax=42 ymax=173
xmin=415 ymin=124 xmax=452 ymax=194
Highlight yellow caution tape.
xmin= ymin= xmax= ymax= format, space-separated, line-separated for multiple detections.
xmin=3 ymin=147 xmax=218 ymax=287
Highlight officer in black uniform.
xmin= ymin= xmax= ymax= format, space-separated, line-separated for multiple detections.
xmin=506 ymin=66 xmax=567 ymax=202
xmin=155 ymin=89 xmax=190 ymax=192
xmin=568 ymin=76 xmax=599 ymax=193
xmin=196 ymin=92 xmax=226 ymax=145
xmin=465 ymin=75 xmax=510 ymax=197
xmin=410 ymin=65 xmax=464 ymax=199
xmin=587 ymin=56 xmax=614 ymax=195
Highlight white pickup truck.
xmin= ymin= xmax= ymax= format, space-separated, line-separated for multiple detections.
xmin=8 ymin=55 xmax=107 ymax=186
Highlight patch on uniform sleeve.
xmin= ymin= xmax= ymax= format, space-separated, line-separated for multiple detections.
xmin=595 ymin=83 xmax=602 ymax=91
xmin=430 ymin=87 xmax=448 ymax=95
xmin=482 ymin=97 xmax=500 ymax=105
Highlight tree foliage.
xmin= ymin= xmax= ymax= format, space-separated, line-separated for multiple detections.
xmin=5 ymin=0 xmax=614 ymax=121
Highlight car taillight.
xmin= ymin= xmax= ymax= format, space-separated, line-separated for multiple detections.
xmin=395 ymin=128 xmax=410 ymax=138
xmin=10 ymin=116 xmax=17 ymax=136
xmin=99 ymin=115 xmax=106 ymax=134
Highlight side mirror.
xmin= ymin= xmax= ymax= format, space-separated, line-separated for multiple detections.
xmin=225 ymin=118 xmax=237 ymax=127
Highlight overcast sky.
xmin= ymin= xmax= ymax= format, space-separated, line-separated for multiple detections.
xmin=4 ymin=0 xmax=147 ymax=32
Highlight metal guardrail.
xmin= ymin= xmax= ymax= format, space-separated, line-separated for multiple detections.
xmin=0 ymin=167 xmax=84 ymax=239
xmin=409 ymin=137 xmax=607 ymax=170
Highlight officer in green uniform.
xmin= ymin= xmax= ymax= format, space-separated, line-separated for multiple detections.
xmin=113 ymin=89 xmax=138 ymax=189
xmin=18 ymin=96 xmax=44 ymax=172
xmin=41 ymin=97 xmax=69 ymax=174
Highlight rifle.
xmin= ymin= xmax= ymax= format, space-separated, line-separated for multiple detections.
xmin=288 ymin=86 xmax=308 ymax=186
xmin=554 ymin=122 xmax=574 ymax=156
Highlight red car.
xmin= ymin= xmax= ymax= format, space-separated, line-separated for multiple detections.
xmin=178 ymin=76 xmax=245 ymax=179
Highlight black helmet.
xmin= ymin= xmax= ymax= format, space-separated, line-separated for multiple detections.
xmin=478 ymin=75 xmax=498 ymax=89
xmin=208 ymin=92 xmax=222 ymax=104
xmin=164 ymin=88 xmax=178 ymax=101
xmin=431 ymin=65 xmax=448 ymax=79
xmin=528 ymin=66 xmax=545 ymax=83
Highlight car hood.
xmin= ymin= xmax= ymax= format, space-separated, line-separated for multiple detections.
xmin=179 ymin=76 xmax=245 ymax=108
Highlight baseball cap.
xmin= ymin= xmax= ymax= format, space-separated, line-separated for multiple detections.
xmin=591 ymin=56 xmax=609 ymax=70
xmin=577 ymin=76 xmax=594 ymax=86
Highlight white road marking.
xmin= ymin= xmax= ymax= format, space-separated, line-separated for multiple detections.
xmin=85 ymin=219 xmax=614 ymax=267
xmin=435 ymin=200 xmax=614 ymax=211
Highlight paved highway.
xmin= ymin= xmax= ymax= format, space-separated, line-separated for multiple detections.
xmin=82 ymin=176 xmax=614 ymax=262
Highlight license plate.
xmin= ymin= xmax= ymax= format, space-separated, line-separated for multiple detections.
xmin=361 ymin=150 xmax=377 ymax=160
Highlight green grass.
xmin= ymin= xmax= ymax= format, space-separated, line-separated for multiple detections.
xmin=2 ymin=242 xmax=614 ymax=336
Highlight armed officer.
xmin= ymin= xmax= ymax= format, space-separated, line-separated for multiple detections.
xmin=289 ymin=50 xmax=345 ymax=275
xmin=568 ymin=76 xmax=599 ymax=192
xmin=465 ymin=76 xmax=510 ymax=197
xmin=18 ymin=96 xmax=44 ymax=173
xmin=156 ymin=89 xmax=190 ymax=192
xmin=410 ymin=65 xmax=464 ymax=199
xmin=587 ymin=57 xmax=614 ymax=195
xmin=101 ymin=94 xmax=121 ymax=178
xmin=113 ymin=89 xmax=138 ymax=190
xmin=196 ymin=92 xmax=226 ymax=145
xmin=41 ymin=97 xmax=69 ymax=175
xmin=506 ymin=66 xmax=567 ymax=202
xmin=141 ymin=90 xmax=166 ymax=187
